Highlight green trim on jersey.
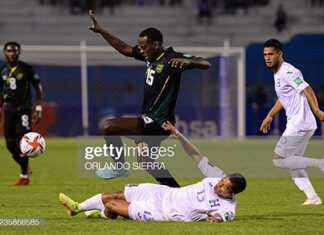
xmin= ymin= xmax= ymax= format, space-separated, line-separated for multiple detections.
xmin=149 ymin=75 xmax=171 ymax=111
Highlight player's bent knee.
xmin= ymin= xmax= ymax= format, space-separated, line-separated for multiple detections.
xmin=105 ymin=200 xmax=118 ymax=212
xmin=102 ymin=191 xmax=125 ymax=203
xmin=102 ymin=119 xmax=118 ymax=135
xmin=273 ymin=158 xmax=283 ymax=168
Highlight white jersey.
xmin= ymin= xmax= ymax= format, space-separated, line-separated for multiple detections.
xmin=162 ymin=178 xmax=236 ymax=222
xmin=274 ymin=61 xmax=317 ymax=132
xmin=161 ymin=157 xmax=236 ymax=222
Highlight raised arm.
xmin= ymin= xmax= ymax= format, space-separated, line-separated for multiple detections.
xmin=162 ymin=121 xmax=203 ymax=164
xmin=88 ymin=10 xmax=133 ymax=57
xmin=168 ymin=57 xmax=211 ymax=70
xmin=260 ymin=99 xmax=283 ymax=133
xmin=303 ymin=86 xmax=324 ymax=121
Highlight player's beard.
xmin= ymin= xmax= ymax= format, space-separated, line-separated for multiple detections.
xmin=267 ymin=60 xmax=279 ymax=70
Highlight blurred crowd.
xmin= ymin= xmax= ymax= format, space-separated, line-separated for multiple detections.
xmin=197 ymin=0 xmax=269 ymax=24
xmin=39 ymin=0 xmax=271 ymax=16
xmin=38 ymin=0 xmax=183 ymax=15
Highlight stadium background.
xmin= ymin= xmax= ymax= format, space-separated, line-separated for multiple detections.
xmin=1 ymin=0 xmax=324 ymax=138
xmin=0 ymin=1 xmax=324 ymax=234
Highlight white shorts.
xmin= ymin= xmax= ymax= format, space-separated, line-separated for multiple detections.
xmin=124 ymin=183 xmax=169 ymax=221
xmin=274 ymin=129 xmax=315 ymax=158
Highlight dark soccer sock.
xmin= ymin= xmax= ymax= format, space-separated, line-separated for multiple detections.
xmin=146 ymin=166 xmax=180 ymax=188
xmin=104 ymin=136 xmax=125 ymax=164
xmin=6 ymin=140 xmax=21 ymax=165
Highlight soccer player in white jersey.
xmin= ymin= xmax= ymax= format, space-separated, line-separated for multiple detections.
xmin=59 ymin=121 xmax=246 ymax=223
xmin=260 ymin=39 xmax=324 ymax=205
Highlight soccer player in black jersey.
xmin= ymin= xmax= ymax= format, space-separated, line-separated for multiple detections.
xmin=0 ymin=42 xmax=43 ymax=186
xmin=88 ymin=10 xmax=211 ymax=187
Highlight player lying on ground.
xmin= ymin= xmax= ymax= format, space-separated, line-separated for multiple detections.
xmin=88 ymin=10 xmax=211 ymax=187
xmin=59 ymin=121 xmax=246 ymax=222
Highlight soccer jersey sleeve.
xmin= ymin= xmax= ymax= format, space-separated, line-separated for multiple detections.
xmin=176 ymin=52 xmax=196 ymax=71
xmin=284 ymin=70 xmax=309 ymax=93
xmin=25 ymin=64 xmax=40 ymax=84
xmin=132 ymin=46 xmax=146 ymax=62
xmin=197 ymin=157 xmax=226 ymax=178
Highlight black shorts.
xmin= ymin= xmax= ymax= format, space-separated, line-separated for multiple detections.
xmin=4 ymin=105 xmax=32 ymax=139
xmin=134 ymin=116 xmax=171 ymax=146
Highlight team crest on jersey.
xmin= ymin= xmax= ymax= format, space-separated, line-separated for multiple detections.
xmin=156 ymin=64 xmax=164 ymax=73
xmin=17 ymin=73 xmax=24 ymax=80
xmin=294 ymin=77 xmax=303 ymax=86
xmin=2 ymin=75 xmax=7 ymax=80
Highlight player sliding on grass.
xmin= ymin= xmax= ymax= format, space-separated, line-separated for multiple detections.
xmin=88 ymin=10 xmax=211 ymax=187
xmin=59 ymin=121 xmax=246 ymax=222
xmin=260 ymin=39 xmax=324 ymax=205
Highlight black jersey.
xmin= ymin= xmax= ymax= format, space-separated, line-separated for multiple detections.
xmin=0 ymin=61 xmax=40 ymax=110
xmin=132 ymin=46 xmax=194 ymax=126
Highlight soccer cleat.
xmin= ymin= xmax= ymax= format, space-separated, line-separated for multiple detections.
xmin=302 ymin=196 xmax=322 ymax=205
xmin=13 ymin=177 xmax=29 ymax=186
xmin=96 ymin=168 xmax=130 ymax=179
xmin=85 ymin=210 xmax=102 ymax=218
xmin=59 ymin=193 xmax=80 ymax=216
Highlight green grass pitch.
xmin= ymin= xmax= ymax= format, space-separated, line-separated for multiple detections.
xmin=0 ymin=138 xmax=323 ymax=234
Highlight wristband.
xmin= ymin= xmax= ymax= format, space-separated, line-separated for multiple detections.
xmin=36 ymin=105 xmax=42 ymax=112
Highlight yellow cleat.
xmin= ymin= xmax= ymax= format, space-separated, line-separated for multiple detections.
xmin=85 ymin=210 xmax=102 ymax=218
xmin=59 ymin=193 xmax=80 ymax=216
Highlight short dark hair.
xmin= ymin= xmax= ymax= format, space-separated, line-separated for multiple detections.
xmin=229 ymin=173 xmax=246 ymax=194
xmin=264 ymin=39 xmax=282 ymax=52
xmin=139 ymin=27 xmax=163 ymax=43
xmin=3 ymin=41 xmax=21 ymax=51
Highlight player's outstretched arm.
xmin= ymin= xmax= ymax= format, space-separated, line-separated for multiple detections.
xmin=163 ymin=121 xmax=203 ymax=164
xmin=168 ymin=57 xmax=211 ymax=70
xmin=32 ymin=81 xmax=43 ymax=124
xmin=260 ymin=99 xmax=283 ymax=133
xmin=88 ymin=10 xmax=133 ymax=57
xmin=303 ymin=86 xmax=324 ymax=121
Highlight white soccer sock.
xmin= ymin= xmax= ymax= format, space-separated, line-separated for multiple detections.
xmin=20 ymin=174 xmax=28 ymax=179
xmin=303 ymin=186 xmax=318 ymax=199
xmin=273 ymin=156 xmax=320 ymax=169
xmin=79 ymin=194 xmax=104 ymax=211
xmin=100 ymin=209 xmax=108 ymax=219
xmin=288 ymin=169 xmax=318 ymax=198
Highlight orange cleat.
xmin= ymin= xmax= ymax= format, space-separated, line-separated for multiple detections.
xmin=14 ymin=177 xmax=30 ymax=186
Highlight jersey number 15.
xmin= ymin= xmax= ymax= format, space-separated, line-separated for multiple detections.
xmin=146 ymin=68 xmax=155 ymax=86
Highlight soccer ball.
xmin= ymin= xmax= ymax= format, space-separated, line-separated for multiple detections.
xmin=20 ymin=132 xmax=46 ymax=158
